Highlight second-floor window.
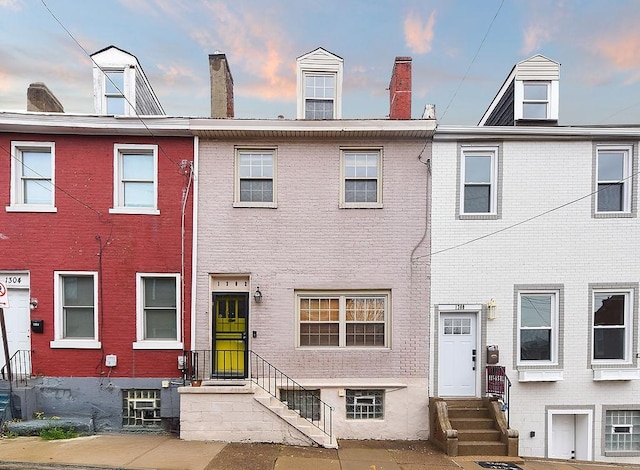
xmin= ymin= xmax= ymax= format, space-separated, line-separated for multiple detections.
xmin=595 ymin=145 xmax=633 ymax=214
xmin=234 ymin=149 xmax=276 ymax=208
xmin=340 ymin=149 xmax=382 ymax=208
xmin=111 ymin=144 xmax=158 ymax=214
xmin=8 ymin=141 xmax=55 ymax=212
xmin=460 ymin=146 xmax=498 ymax=215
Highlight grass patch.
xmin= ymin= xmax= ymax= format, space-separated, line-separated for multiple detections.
xmin=39 ymin=427 xmax=79 ymax=440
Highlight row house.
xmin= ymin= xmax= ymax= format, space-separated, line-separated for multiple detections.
xmin=0 ymin=46 xmax=195 ymax=431
xmin=430 ymin=55 xmax=640 ymax=462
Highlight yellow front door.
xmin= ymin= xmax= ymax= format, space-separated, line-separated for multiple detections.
xmin=212 ymin=293 xmax=248 ymax=377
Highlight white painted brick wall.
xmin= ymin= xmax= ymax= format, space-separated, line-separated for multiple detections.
xmin=431 ymin=138 xmax=640 ymax=462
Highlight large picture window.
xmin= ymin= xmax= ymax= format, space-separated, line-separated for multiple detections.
xmin=134 ymin=273 xmax=182 ymax=349
xmin=297 ymin=291 xmax=389 ymax=348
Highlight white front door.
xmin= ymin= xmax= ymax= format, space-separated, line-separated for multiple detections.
xmin=438 ymin=312 xmax=477 ymax=396
xmin=0 ymin=288 xmax=31 ymax=374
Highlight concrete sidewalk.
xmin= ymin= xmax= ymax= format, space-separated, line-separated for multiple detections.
xmin=0 ymin=434 xmax=639 ymax=470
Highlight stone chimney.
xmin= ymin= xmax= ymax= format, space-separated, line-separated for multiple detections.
xmin=209 ymin=53 xmax=234 ymax=118
xmin=27 ymin=82 xmax=64 ymax=113
xmin=389 ymin=57 xmax=411 ymax=120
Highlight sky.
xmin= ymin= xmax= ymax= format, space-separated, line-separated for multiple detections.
xmin=1 ymin=0 xmax=640 ymax=125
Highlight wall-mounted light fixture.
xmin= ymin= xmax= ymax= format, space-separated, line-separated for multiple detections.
xmin=254 ymin=287 xmax=263 ymax=303
xmin=487 ymin=299 xmax=497 ymax=320
xmin=29 ymin=298 xmax=38 ymax=310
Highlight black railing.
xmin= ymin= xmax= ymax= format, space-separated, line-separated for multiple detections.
xmin=1 ymin=350 xmax=32 ymax=387
xmin=486 ymin=365 xmax=512 ymax=428
xmin=181 ymin=349 xmax=333 ymax=441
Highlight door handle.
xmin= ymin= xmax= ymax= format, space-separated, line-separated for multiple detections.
xmin=471 ymin=349 xmax=477 ymax=370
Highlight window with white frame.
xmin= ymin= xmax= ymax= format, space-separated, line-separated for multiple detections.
xmin=522 ymin=81 xmax=550 ymax=119
xmin=8 ymin=141 xmax=55 ymax=212
xmin=234 ymin=149 xmax=276 ymax=207
xmin=346 ymin=389 xmax=384 ymax=419
xmin=297 ymin=292 xmax=389 ymax=348
xmin=104 ymin=70 xmax=125 ymax=115
xmin=595 ymin=145 xmax=633 ymax=214
xmin=51 ymin=272 xmax=100 ymax=349
xmin=304 ymin=73 xmax=335 ymax=119
xmin=460 ymin=146 xmax=498 ymax=215
xmin=341 ymin=149 xmax=382 ymax=207
xmin=518 ymin=291 xmax=559 ymax=363
xmin=111 ymin=144 xmax=158 ymax=214
xmin=605 ymin=410 xmax=640 ymax=452
xmin=592 ymin=289 xmax=633 ymax=362
xmin=134 ymin=274 xmax=181 ymax=349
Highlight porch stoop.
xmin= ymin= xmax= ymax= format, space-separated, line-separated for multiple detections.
xmin=429 ymin=397 xmax=519 ymax=457
xmin=253 ymin=387 xmax=338 ymax=449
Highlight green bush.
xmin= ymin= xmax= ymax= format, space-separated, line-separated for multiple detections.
xmin=39 ymin=427 xmax=79 ymax=440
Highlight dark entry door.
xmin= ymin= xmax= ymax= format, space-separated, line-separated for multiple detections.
xmin=212 ymin=293 xmax=248 ymax=378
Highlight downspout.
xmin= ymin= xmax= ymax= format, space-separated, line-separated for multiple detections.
xmin=181 ymin=155 xmax=194 ymax=350
xmin=189 ymin=136 xmax=199 ymax=351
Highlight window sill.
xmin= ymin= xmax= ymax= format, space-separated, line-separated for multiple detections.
xmin=518 ymin=370 xmax=563 ymax=382
xmin=593 ymin=211 xmax=633 ymax=218
xmin=339 ymin=202 xmax=383 ymax=209
xmin=109 ymin=207 xmax=160 ymax=215
xmin=50 ymin=340 xmax=101 ymax=349
xmin=593 ymin=368 xmax=640 ymax=381
xmin=6 ymin=205 xmax=57 ymax=213
xmin=604 ymin=451 xmax=640 ymax=457
xmin=232 ymin=202 xmax=277 ymax=209
xmin=133 ymin=340 xmax=183 ymax=350
xmin=459 ymin=213 xmax=499 ymax=220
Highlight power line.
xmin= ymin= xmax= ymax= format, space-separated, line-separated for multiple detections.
xmin=439 ymin=0 xmax=505 ymax=122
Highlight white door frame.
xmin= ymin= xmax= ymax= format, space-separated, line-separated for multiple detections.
xmin=437 ymin=305 xmax=482 ymax=397
xmin=547 ymin=408 xmax=593 ymax=461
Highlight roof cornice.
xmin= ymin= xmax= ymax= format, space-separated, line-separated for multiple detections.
xmin=435 ymin=125 xmax=640 ymax=141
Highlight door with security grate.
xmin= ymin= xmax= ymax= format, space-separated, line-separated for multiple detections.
xmin=212 ymin=293 xmax=248 ymax=378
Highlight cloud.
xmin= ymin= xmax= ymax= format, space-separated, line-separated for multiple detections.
xmin=156 ymin=63 xmax=199 ymax=85
xmin=521 ymin=24 xmax=553 ymax=55
xmin=404 ymin=10 xmax=436 ymax=55
xmin=594 ymin=31 xmax=640 ymax=83
xmin=0 ymin=0 xmax=21 ymax=9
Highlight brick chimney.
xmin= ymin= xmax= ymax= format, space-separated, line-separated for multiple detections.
xmin=389 ymin=57 xmax=411 ymax=120
xmin=27 ymin=82 xmax=64 ymax=112
xmin=209 ymin=53 xmax=234 ymax=118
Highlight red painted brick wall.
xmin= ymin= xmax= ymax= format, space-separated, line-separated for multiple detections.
xmin=0 ymin=133 xmax=194 ymax=378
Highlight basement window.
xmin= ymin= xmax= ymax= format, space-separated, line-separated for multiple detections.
xmin=123 ymin=389 xmax=161 ymax=428
xmin=346 ymin=389 xmax=384 ymax=420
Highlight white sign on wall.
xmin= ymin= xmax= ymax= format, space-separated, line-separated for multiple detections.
xmin=0 ymin=281 xmax=8 ymax=308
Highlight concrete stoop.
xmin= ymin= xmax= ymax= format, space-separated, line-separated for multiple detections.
xmin=253 ymin=387 xmax=337 ymax=449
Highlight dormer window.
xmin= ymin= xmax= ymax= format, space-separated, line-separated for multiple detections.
xmin=522 ymin=81 xmax=549 ymax=119
xmin=105 ymin=70 xmax=125 ymax=115
xmin=296 ymin=48 xmax=343 ymax=119
xmin=304 ymin=73 xmax=335 ymax=119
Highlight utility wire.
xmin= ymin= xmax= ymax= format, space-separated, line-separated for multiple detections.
xmin=439 ymin=0 xmax=505 ymax=122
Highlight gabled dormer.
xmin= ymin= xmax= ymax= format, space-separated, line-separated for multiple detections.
xmin=296 ymin=48 xmax=343 ymax=119
xmin=91 ymin=46 xmax=164 ymax=116
xmin=479 ymin=54 xmax=560 ymax=126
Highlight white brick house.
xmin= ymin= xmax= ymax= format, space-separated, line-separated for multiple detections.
xmin=430 ymin=55 xmax=640 ymax=462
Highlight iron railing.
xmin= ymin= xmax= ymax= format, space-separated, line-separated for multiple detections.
xmin=486 ymin=365 xmax=512 ymax=428
xmin=181 ymin=349 xmax=333 ymax=440
xmin=1 ymin=350 xmax=32 ymax=387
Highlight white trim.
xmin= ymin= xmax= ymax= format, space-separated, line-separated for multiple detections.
xmin=134 ymin=273 xmax=182 ymax=348
xmin=8 ymin=141 xmax=56 ymax=211
xmin=593 ymin=368 xmax=640 ymax=381
xmin=51 ymin=271 xmax=99 ymax=347
xmin=339 ymin=148 xmax=383 ymax=208
xmin=518 ymin=370 xmax=564 ymax=382
xmin=592 ymin=289 xmax=633 ymax=364
xmin=595 ymin=144 xmax=633 ymax=214
xmin=112 ymin=143 xmax=159 ymax=214
xmin=233 ymin=148 xmax=278 ymax=208
xmin=517 ymin=290 xmax=560 ymax=366
xmin=190 ymin=136 xmax=199 ymax=351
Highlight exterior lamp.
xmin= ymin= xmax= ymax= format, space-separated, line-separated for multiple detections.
xmin=254 ymin=287 xmax=263 ymax=303
xmin=30 ymin=298 xmax=39 ymax=310
xmin=487 ymin=299 xmax=497 ymax=320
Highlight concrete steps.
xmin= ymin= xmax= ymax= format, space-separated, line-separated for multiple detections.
xmin=253 ymin=388 xmax=337 ymax=449
xmin=445 ymin=398 xmax=508 ymax=456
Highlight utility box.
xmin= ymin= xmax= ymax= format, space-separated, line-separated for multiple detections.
xmin=487 ymin=345 xmax=499 ymax=364
xmin=31 ymin=320 xmax=44 ymax=334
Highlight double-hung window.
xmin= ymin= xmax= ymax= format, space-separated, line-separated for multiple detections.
xmin=595 ymin=145 xmax=633 ymax=214
xmin=340 ymin=149 xmax=382 ymax=208
xmin=592 ymin=289 xmax=633 ymax=363
xmin=460 ymin=146 xmax=499 ymax=216
xmin=51 ymin=272 xmax=100 ymax=349
xmin=517 ymin=291 xmax=559 ymax=363
xmin=111 ymin=144 xmax=158 ymax=215
xmin=134 ymin=273 xmax=182 ymax=349
xmin=522 ymin=81 xmax=549 ymax=119
xmin=104 ymin=70 xmax=125 ymax=115
xmin=304 ymin=73 xmax=335 ymax=119
xmin=234 ymin=149 xmax=276 ymax=207
xmin=8 ymin=141 xmax=55 ymax=212
xmin=297 ymin=291 xmax=389 ymax=348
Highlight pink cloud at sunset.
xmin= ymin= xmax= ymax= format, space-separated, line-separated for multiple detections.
xmin=404 ymin=10 xmax=436 ymax=55
xmin=594 ymin=31 xmax=640 ymax=83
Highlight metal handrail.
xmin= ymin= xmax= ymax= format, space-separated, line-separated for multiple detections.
xmin=249 ymin=350 xmax=333 ymax=440
xmin=1 ymin=349 xmax=32 ymax=386
xmin=486 ymin=365 xmax=512 ymax=428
